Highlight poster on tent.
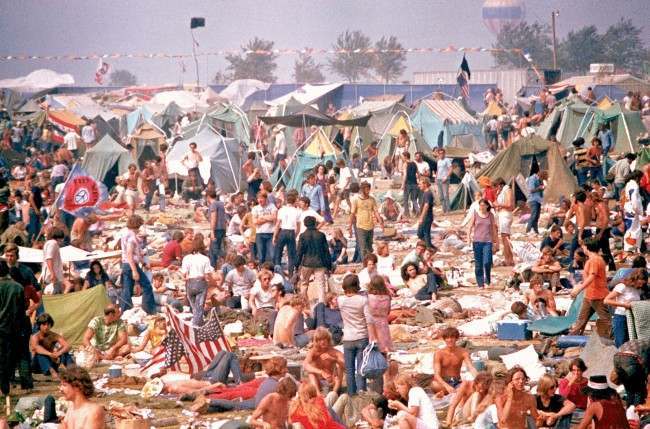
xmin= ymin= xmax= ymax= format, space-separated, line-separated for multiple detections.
xmin=57 ymin=164 xmax=108 ymax=217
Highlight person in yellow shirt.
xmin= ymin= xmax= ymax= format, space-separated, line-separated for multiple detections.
xmin=349 ymin=182 xmax=384 ymax=258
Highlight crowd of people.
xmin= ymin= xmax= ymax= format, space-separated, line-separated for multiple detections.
xmin=2 ymin=84 xmax=650 ymax=429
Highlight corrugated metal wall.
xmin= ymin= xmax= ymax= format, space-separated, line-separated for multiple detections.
xmin=412 ymin=68 xmax=528 ymax=104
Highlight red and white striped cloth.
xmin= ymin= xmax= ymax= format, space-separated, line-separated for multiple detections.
xmin=142 ymin=306 xmax=230 ymax=374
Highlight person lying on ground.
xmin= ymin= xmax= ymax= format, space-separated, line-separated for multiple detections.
xmin=303 ymin=327 xmax=344 ymax=394
xmin=431 ymin=327 xmax=478 ymax=396
xmin=445 ymin=371 xmax=494 ymax=427
xmin=524 ymin=274 xmax=559 ymax=317
xmin=82 ymin=304 xmax=130 ymax=360
xmin=30 ymin=313 xmax=73 ymax=380
xmin=250 ymin=376 xmax=298 ymax=429
xmin=59 ymin=366 xmax=106 ymax=429
xmin=273 ymin=295 xmax=312 ymax=348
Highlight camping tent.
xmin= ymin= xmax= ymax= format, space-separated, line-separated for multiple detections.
xmin=450 ymin=172 xmax=480 ymax=211
xmin=182 ymin=102 xmax=251 ymax=148
xmin=129 ymin=122 xmax=165 ymax=168
xmin=273 ymin=128 xmax=341 ymax=191
xmin=411 ymin=99 xmax=485 ymax=151
xmin=152 ymin=101 xmax=184 ymax=136
xmin=581 ymin=103 xmax=647 ymax=154
xmin=81 ymin=134 xmax=135 ymax=188
xmin=477 ymin=135 xmax=577 ymax=203
xmin=168 ymin=127 xmax=242 ymax=191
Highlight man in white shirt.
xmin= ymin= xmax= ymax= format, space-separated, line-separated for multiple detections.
xmin=81 ymin=122 xmax=95 ymax=147
xmin=297 ymin=196 xmax=325 ymax=238
xmin=251 ymin=191 xmax=277 ymax=264
xmin=486 ymin=115 xmax=499 ymax=151
xmin=435 ymin=148 xmax=453 ymax=213
xmin=41 ymin=228 xmax=66 ymax=294
xmin=63 ymin=130 xmax=81 ymax=158
xmin=224 ymin=255 xmax=257 ymax=310
xmin=272 ymin=192 xmax=301 ymax=276
xmin=182 ymin=142 xmax=203 ymax=181
xmin=181 ymin=238 xmax=214 ymax=326
xmin=249 ymin=270 xmax=277 ymax=333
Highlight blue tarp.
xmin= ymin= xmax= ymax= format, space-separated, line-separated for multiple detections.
xmin=411 ymin=101 xmax=485 ymax=150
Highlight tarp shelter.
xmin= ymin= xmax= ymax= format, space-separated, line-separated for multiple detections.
xmin=260 ymin=103 xmax=370 ymax=128
xmin=81 ymin=134 xmax=135 ymax=188
xmin=482 ymin=101 xmax=505 ymax=117
xmin=43 ymin=285 xmax=109 ymax=346
xmin=14 ymin=245 xmax=121 ymax=264
xmin=168 ymin=127 xmax=243 ymax=192
xmin=537 ymin=99 xmax=592 ymax=147
xmin=149 ymin=90 xmax=208 ymax=112
xmin=411 ymin=99 xmax=485 ymax=151
xmin=477 ymin=135 xmax=577 ymax=203
xmin=273 ymin=128 xmax=340 ymax=191
xmin=129 ymin=122 xmax=165 ymax=168
xmin=92 ymin=115 xmax=121 ymax=142
xmin=450 ymin=173 xmax=480 ymax=211
xmin=581 ymin=103 xmax=647 ymax=154
xmin=124 ymin=105 xmax=155 ymax=136
xmin=268 ymin=83 xmax=343 ymax=111
xmin=184 ymin=103 xmax=251 ymax=149
xmin=151 ymin=101 xmax=184 ymax=136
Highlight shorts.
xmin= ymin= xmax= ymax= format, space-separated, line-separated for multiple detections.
xmin=498 ymin=210 xmax=513 ymax=235
xmin=444 ymin=376 xmax=462 ymax=388
xmin=125 ymin=189 xmax=139 ymax=206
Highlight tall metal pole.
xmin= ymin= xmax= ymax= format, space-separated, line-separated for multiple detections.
xmin=551 ymin=10 xmax=559 ymax=70
xmin=191 ymin=29 xmax=200 ymax=89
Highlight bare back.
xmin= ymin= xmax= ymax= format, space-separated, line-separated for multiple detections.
xmin=62 ymin=401 xmax=105 ymax=429
xmin=273 ymin=305 xmax=298 ymax=346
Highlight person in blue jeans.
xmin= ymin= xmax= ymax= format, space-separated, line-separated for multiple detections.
xmin=401 ymin=152 xmax=419 ymax=217
xmin=30 ymin=313 xmax=74 ymax=379
xmin=120 ymin=215 xmax=156 ymax=314
xmin=604 ymin=269 xmax=643 ymax=347
xmin=526 ymin=170 xmax=547 ymax=234
xmin=337 ymin=274 xmax=370 ymax=395
xmin=468 ymin=199 xmax=498 ymax=288
xmin=207 ymin=189 xmax=227 ymax=267
xmin=252 ymin=191 xmax=277 ymax=264
xmin=417 ymin=178 xmax=434 ymax=247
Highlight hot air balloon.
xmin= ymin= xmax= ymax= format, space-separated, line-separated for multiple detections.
xmin=482 ymin=0 xmax=525 ymax=35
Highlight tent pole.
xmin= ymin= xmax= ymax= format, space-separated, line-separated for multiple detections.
xmin=220 ymin=135 xmax=240 ymax=193
xmin=621 ymin=113 xmax=634 ymax=153
xmin=272 ymin=128 xmax=317 ymax=192
xmin=574 ymin=105 xmax=593 ymax=141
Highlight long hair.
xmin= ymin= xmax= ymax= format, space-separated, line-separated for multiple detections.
xmin=289 ymin=382 xmax=326 ymax=427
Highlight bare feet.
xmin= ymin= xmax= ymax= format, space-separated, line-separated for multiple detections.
xmin=189 ymin=394 xmax=210 ymax=414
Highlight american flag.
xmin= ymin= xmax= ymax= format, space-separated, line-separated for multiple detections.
xmin=142 ymin=306 xmax=231 ymax=374
xmin=456 ymin=54 xmax=471 ymax=99
xmin=95 ymin=59 xmax=110 ymax=85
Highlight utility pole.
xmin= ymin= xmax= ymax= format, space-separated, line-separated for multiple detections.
xmin=551 ymin=10 xmax=560 ymax=69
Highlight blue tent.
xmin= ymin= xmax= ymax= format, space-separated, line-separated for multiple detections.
xmin=411 ymin=99 xmax=485 ymax=151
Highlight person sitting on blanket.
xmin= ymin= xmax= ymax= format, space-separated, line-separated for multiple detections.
xmin=82 ymin=304 xmax=131 ymax=360
xmin=431 ymin=327 xmax=478 ymax=396
xmin=30 ymin=313 xmax=74 ymax=380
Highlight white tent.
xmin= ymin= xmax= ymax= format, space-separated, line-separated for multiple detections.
xmin=268 ymin=83 xmax=343 ymax=107
xmin=0 ymin=69 xmax=74 ymax=91
xmin=219 ymin=79 xmax=270 ymax=106
xmin=149 ymin=90 xmax=208 ymax=111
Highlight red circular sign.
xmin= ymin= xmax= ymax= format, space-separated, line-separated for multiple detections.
xmin=63 ymin=176 xmax=100 ymax=211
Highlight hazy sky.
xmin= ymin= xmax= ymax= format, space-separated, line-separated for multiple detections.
xmin=0 ymin=0 xmax=648 ymax=86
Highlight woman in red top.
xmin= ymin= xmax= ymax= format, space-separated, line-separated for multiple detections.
xmin=289 ymin=382 xmax=344 ymax=429
xmin=558 ymin=358 xmax=588 ymax=410
xmin=479 ymin=177 xmax=497 ymax=203
xmin=577 ymin=375 xmax=629 ymax=429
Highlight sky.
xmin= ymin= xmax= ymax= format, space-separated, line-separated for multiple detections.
xmin=0 ymin=0 xmax=648 ymax=86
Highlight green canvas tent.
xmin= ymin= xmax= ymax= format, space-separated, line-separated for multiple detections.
xmin=81 ymin=134 xmax=136 ymax=188
xmin=580 ymin=103 xmax=647 ymax=154
xmin=182 ymin=102 xmax=251 ymax=148
xmin=537 ymin=99 xmax=592 ymax=146
xmin=450 ymin=173 xmax=480 ymax=211
xmin=477 ymin=135 xmax=577 ymax=203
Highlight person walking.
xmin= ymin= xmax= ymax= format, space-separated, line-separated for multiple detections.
xmin=526 ymin=170 xmax=547 ymax=235
xmin=349 ymin=182 xmax=383 ymax=259
xmin=436 ymin=148 xmax=453 ymax=213
xmin=0 ymin=261 xmax=25 ymax=396
xmin=417 ymin=178 xmax=434 ymax=248
xmin=120 ymin=215 xmax=156 ymax=314
xmin=569 ymin=238 xmax=612 ymax=340
xmin=207 ymin=190 xmax=227 ymax=268
xmin=402 ymin=152 xmax=419 ymax=217
xmin=467 ymin=199 xmax=499 ymax=289
xmin=273 ymin=192 xmax=300 ymax=276
xmin=296 ymin=216 xmax=331 ymax=303
xmin=338 ymin=274 xmax=370 ymax=396
xmin=252 ymin=191 xmax=277 ymax=264
xmin=493 ymin=177 xmax=515 ymax=266
xmin=181 ymin=234 xmax=214 ymax=326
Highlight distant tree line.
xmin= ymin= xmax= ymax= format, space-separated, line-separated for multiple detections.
xmin=492 ymin=18 xmax=648 ymax=75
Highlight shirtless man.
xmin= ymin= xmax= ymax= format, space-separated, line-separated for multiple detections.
xmin=432 ymin=327 xmax=478 ymax=396
xmin=250 ymin=377 xmax=297 ymax=429
xmin=123 ymin=163 xmax=140 ymax=217
xmin=496 ymin=367 xmax=538 ymax=429
xmin=524 ymin=274 xmax=559 ymax=317
xmin=565 ymin=191 xmax=592 ymax=270
xmin=273 ymin=295 xmax=310 ymax=347
xmin=303 ymin=328 xmax=344 ymax=393
xmin=59 ymin=366 xmax=105 ymax=429
xmin=592 ymin=190 xmax=616 ymax=271
xmin=444 ymin=371 xmax=493 ymax=427
xmin=531 ymin=246 xmax=562 ymax=293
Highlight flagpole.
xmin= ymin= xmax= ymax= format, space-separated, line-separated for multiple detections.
xmin=191 ymin=29 xmax=200 ymax=89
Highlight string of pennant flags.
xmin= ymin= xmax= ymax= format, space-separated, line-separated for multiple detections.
xmin=0 ymin=46 xmax=524 ymax=61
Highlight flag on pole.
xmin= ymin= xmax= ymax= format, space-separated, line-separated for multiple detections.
xmin=142 ymin=306 xmax=230 ymax=374
xmin=94 ymin=59 xmax=110 ymax=85
xmin=456 ymin=54 xmax=471 ymax=99
xmin=190 ymin=17 xmax=205 ymax=29
xmin=56 ymin=164 xmax=108 ymax=217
